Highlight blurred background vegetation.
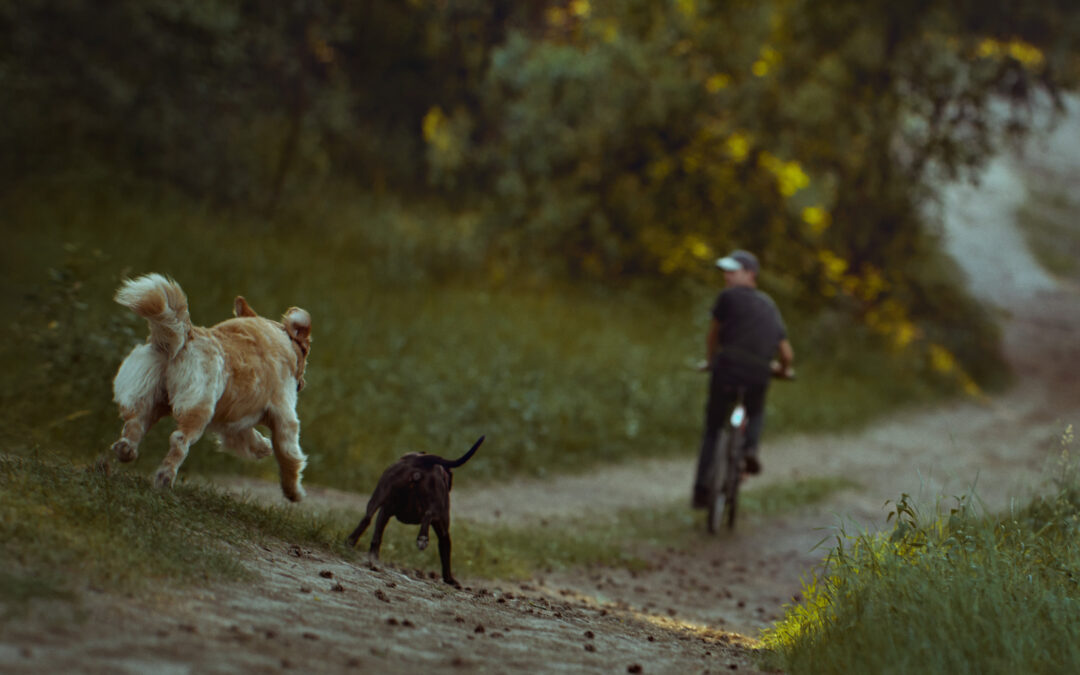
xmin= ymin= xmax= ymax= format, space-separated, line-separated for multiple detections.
xmin=2 ymin=0 xmax=1078 ymax=490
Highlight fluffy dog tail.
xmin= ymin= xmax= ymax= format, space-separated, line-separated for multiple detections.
xmin=115 ymin=274 xmax=191 ymax=358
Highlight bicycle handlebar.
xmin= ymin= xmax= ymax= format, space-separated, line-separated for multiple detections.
xmin=691 ymin=358 xmax=796 ymax=380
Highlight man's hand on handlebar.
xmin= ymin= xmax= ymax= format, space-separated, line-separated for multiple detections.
xmin=770 ymin=360 xmax=796 ymax=380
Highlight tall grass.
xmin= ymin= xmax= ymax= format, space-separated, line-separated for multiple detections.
xmin=1015 ymin=185 xmax=1080 ymax=282
xmin=760 ymin=427 xmax=1080 ymax=674
xmin=0 ymin=171 xmax=964 ymax=493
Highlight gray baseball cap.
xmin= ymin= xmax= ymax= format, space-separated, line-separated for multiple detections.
xmin=716 ymin=249 xmax=760 ymax=274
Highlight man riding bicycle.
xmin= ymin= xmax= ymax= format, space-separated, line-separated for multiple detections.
xmin=693 ymin=249 xmax=794 ymax=509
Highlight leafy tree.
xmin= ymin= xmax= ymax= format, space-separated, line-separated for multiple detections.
xmin=421 ymin=0 xmax=1078 ymax=385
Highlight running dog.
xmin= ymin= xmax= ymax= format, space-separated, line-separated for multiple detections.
xmin=347 ymin=436 xmax=484 ymax=587
xmin=109 ymin=274 xmax=312 ymax=501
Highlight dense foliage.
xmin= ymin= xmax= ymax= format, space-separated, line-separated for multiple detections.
xmin=4 ymin=1 xmax=1078 ymax=385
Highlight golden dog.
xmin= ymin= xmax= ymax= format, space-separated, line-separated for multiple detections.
xmin=110 ymin=274 xmax=312 ymax=501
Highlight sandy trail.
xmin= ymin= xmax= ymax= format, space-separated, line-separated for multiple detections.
xmin=4 ymin=106 xmax=1079 ymax=673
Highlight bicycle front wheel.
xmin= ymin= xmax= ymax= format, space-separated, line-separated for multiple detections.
xmin=708 ymin=427 xmax=742 ymax=533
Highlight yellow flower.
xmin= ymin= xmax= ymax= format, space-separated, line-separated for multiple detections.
xmin=962 ymin=376 xmax=983 ymax=398
xmin=421 ymin=107 xmax=452 ymax=152
xmin=687 ymin=235 xmax=712 ymax=260
xmin=893 ymin=322 xmax=918 ymax=349
xmin=761 ymin=153 xmax=809 ymax=196
xmin=705 ymin=73 xmax=731 ymax=93
xmin=779 ymin=163 xmax=809 ymax=196
xmin=817 ymin=249 xmax=848 ymax=280
xmin=802 ymin=206 xmax=830 ymax=236
xmin=976 ymin=38 xmax=1044 ymax=68
xmin=569 ymin=0 xmax=591 ymax=19
xmin=976 ymin=38 xmax=1001 ymax=59
xmin=1008 ymin=40 xmax=1044 ymax=67
xmin=596 ymin=19 xmax=619 ymax=43
xmin=858 ymin=267 xmax=889 ymax=302
xmin=928 ymin=343 xmax=956 ymax=373
xmin=726 ymin=133 xmax=751 ymax=162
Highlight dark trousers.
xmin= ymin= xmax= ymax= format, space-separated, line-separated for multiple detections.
xmin=694 ymin=371 xmax=768 ymax=490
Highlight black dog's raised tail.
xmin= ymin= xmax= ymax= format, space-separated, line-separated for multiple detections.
xmin=431 ymin=436 xmax=484 ymax=469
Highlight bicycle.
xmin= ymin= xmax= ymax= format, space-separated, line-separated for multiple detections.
xmin=704 ymin=363 xmax=794 ymax=533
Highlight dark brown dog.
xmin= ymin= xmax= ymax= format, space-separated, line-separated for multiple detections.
xmin=347 ymin=436 xmax=484 ymax=587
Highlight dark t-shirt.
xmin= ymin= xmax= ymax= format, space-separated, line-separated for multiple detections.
xmin=711 ymin=286 xmax=787 ymax=385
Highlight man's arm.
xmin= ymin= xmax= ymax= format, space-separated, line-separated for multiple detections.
xmin=774 ymin=338 xmax=795 ymax=377
xmin=700 ymin=318 xmax=720 ymax=371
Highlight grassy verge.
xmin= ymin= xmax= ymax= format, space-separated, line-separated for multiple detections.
xmin=1 ymin=172 xmax=965 ymax=493
xmin=760 ymin=428 xmax=1080 ymax=674
xmin=1015 ymin=185 xmax=1080 ymax=282
xmin=1 ymin=451 xmax=854 ymax=617
xmin=0 ymin=453 xmax=350 ymax=615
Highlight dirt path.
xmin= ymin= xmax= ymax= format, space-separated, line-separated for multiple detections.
xmin=5 ymin=108 xmax=1079 ymax=673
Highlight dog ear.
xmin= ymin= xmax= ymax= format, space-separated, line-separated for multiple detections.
xmin=234 ymin=296 xmax=258 ymax=317
xmin=283 ymin=307 xmax=311 ymax=345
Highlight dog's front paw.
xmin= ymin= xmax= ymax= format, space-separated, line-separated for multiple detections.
xmin=443 ymin=576 xmax=460 ymax=588
xmin=416 ymin=535 xmax=429 ymax=551
xmin=154 ymin=468 xmax=175 ymax=489
xmin=112 ymin=439 xmax=138 ymax=463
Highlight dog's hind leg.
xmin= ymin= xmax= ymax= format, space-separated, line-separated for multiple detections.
xmin=112 ymin=344 xmax=168 ymax=463
xmin=417 ymin=510 xmax=433 ymax=551
xmin=267 ymin=407 xmax=307 ymax=502
xmin=346 ymin=513 xmax=374 ymax=548
xmin=222 ymin=427 xmax=273 ymax=460
xmin=112 ymin=400 xmax=168 ymax=463
xmin=433 ymin=520 xmax=457 ymax=587
xmin=155 ymin=407 xmax=212 ymax=489
xmin=368 ymin=508 xmax=393 ymax=560
xmin=347 ymin=496 xmax=384 ymax=548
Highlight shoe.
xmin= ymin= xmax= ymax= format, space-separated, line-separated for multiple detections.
xmin=692 ymin=485 xmax=709 ymax=509
xmin=743 ymin=448 xmax=761 ymax=475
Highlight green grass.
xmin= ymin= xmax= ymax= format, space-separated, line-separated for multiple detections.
xmin=0 ymin=453 xmax=349 ymax=613
xmin=1015 ymin=186 xmax=1080 ymax=282
xmin=0 ymin=171 xmax=961 ymax=495
xmin=760 ymin=430 xmax=1080 ymax=674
